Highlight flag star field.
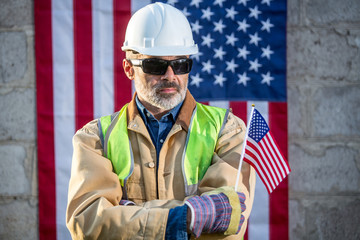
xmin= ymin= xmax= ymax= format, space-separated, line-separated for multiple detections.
xmin=155 ymin=0 xmax=287 ymax=102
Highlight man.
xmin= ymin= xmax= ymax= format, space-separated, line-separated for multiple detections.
xmin=66 ymin=2 xmax=255 ymax=239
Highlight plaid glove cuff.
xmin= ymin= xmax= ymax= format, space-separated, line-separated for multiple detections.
xmin=185 ymin=195 xmax=216 ymax=238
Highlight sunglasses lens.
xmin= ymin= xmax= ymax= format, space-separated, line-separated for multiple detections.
xmin=142 ymin=59 xmax=168 ymax=75
xmin=171 ymin=59 xmax=192 ymax=75
xmin=138 ymin=58 xmax=193 ymax=75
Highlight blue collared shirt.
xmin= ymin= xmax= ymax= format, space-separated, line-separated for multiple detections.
xmin=135 ymin=97 xmax=189 ymax=240
xmin=135 ymin=96 xmax=183 ymax=160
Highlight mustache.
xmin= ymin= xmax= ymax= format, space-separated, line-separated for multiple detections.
xmin=154 ymin=82 xmax=181 ymax=92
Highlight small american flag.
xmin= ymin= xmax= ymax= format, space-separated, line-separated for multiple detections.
xmin=244 ymin=108 xmax=291 ymax=194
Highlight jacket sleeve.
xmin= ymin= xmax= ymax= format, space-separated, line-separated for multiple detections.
xmin=66 ymin=120 xmax=177 ymax=240
xmin=198 ymin=112 xmax=256 ymax=238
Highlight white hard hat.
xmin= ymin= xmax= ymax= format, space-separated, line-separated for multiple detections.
xmin=121 ymin=2 xmax=198 ymax=56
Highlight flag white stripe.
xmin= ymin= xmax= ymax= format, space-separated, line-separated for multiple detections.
xmin=52 ymin=0 xmax=75 ymax=239
xmin=246 ymin=140 xmax=277 ymax=189
xmin=267 ymin=133 xmax=291 ymax=174
xmin=92 ymin=0 xmax=115 ymax=118
xmin=259 ymin=138 xmax=282 ymax=182
xmin=209 ymin=100 xmax=229 ymax=109
xmin=263 ymin=134 xmax=286 ymax=178
xmin=247 ymin=101 xmax=269 ymax=240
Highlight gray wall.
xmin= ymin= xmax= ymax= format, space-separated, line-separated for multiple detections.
xmin=0 ymin=0 xmax=38 ymax=239
xmin=0 ymin=0 xmax=359 ymax=239
xmin=287 ymin=0 xmax=360 ymax=239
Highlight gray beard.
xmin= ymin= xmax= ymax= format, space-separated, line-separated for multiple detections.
xmin=134 ymin=80 xmax=187 ymax=111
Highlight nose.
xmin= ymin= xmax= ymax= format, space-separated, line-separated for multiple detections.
xmin=161 ymin=65 xmax=176 ymax=81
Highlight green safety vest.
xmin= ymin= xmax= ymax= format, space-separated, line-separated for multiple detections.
xmin=98 ymin=102 xmax=229 ymax=196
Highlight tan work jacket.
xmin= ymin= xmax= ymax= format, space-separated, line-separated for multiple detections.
xmin=66 ymin=91 xmax=256 ymax=239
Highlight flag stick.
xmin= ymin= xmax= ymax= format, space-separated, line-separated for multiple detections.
xmin=235 ymin=104 xmax=255 ymax=191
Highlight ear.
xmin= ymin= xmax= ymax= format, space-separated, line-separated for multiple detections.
xmin=123 ymin=59 xmax=135 ymax=80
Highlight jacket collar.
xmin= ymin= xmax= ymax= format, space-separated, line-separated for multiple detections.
xmin=127 ymin=89 xmax=196 ymax=132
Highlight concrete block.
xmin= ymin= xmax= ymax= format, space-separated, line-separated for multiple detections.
xmin=0 ymin=32 xmax=27 ymax=84
xmin=0 ymin=88 xmax=35 ymax=141
xmin=289 ymin=144 xmax=360 ymax=193
xmin=0 ymin=199 xmax=38 ymax=240
xmin=305 ymin=0 xmax=360 ymax=25
xmin=287 ymin=28 xmax=360 ymax=80
xmin=287 ymin=0 xmax=300 ymax=26
xmin=0 ymin=145 xmax=30 ymax=195
xmin=312 ymin=86 xmax=360 ymax=137
xmin=289 ymin=200 xmax=306 ymax=240
xmin=0 ymin=0 xmax=33 ymax=27
xmin=287 ymin=84 xmax=307 ymax=136
xmin=306 ymin=197 xmax=360 ymax=240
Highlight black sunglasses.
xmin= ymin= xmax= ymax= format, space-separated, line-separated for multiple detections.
xmin=128 ymin=58 xmax=193 ymax=75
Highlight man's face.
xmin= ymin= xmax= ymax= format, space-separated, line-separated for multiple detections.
xmin=130 ymin=55 xmax=189 ymax=111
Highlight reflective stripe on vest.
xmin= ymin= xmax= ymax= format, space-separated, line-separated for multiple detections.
xmin=99 ymin=102 xmax=228 ymax=196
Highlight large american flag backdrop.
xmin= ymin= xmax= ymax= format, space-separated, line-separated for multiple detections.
xmin=35 ymin=0 xmax=288 ymax=239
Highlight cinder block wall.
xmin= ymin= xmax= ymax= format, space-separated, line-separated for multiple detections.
xmin=287 ymin=0 xmax=360 ymax=239
xmin=0 ymin=0 xmax=38 ymax=240
xmin=0 ymin=0 xmax=359 ymax=239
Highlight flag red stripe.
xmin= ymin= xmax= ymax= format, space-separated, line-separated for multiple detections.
xmin=269 ymin=102 xmax=289 ymax=240
xmin=34 ymin=0 xmax=57 ymax=239
xmin=113 ymin=0 xmax=132 ymax=111
xmin=228 ymin=101 xmax=248 ymax=239
xmin=229 ymin=101 xmax=247 ymax=123
xmin=74 ymin=0 xmax=94 ymax=130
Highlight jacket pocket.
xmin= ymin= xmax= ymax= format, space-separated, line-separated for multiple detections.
xmin=126 ymin=179 xmax=146 ymax=204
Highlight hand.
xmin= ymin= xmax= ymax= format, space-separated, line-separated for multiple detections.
xmin=185 ymin=186 xmax=246 ymax=238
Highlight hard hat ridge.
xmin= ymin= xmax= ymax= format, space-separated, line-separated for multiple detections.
xmin=122 ymin=2 xmax=198 ymax=56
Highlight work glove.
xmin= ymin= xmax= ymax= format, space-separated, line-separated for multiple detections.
xmin=185 ymin=186 xmax=246 ymax=238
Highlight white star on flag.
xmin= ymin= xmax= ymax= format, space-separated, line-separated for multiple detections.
xmin=190 ymin=0 xmax=202 ymax=8
xmin=238 ymin=45 xmax=251 ymax=59
xmin=225 ymin=33 xmax=238 ymax=46
xmin=261 ymin=45 xmax=274 ymax=59
xmin=249 ymin=32 xmax=262 ymax=46
xmin=237 ymin=19 xmax=250 ymax=33
xmin=238 ymin=0 xmax=250 ymax=6
xmin=249 ymin=58 xmax=262 ymax=72
xmin=214 ymin=0 xmax=226 ymax=7
xmin=214 ymin=72 xmax=227 ymax=87
xmin=191 ymin=20 xmax=203 ymax=34
xmin=201 ymin=33 xmax=214 ymax=47
xmin=261 ymin=0 xmax=272 ymax=6
xmin=225 ymin=6 xmax=238 ymax=20
xmin=261 ymin=71 xmax=274 ymax=85
xmin=214 ymin=19 xmax=226 ymax=33
xmin=261 ymin=18 xmax=274 ymax=32
xmin=201 ymin=7 xmax=214 ymax=21
xmin=190 ymin=73 xmax=203 ymax=88
xmin=214 ymin=46 xmax=226 ymax=60
xmin=237 ymin=72 xmax=251 ymax=86
xmin=226 ymin=59 xmax=239 ymax=73
xmin=202 ymin=60 xmax=215 ymax=74
xmin=249 ymin=5 xmax=261 ymax=19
